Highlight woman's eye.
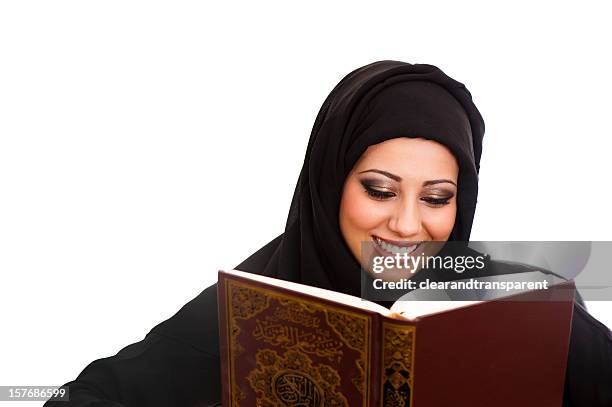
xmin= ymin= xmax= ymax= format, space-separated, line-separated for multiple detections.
xmin=364 ymin=186 xmax=396 ymax=200
xmin=421 ymin=196 xmax=451 ymax=206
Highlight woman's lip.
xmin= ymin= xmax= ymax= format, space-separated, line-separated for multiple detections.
xmin=372 ymin=235 xmax=423 ymax=247
xmin=371 ymin=236 xmax=423 ymax=257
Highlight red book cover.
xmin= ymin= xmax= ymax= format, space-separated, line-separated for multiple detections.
xmin=217 ymin=269 xmax=574 ymax=406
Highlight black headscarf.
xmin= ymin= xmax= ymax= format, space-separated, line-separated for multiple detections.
xmin=237 ymin=60 xmax=485 ymax=297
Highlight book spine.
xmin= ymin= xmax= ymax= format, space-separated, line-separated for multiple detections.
xmin=378 ymin=317 xmax=417 ymax=407
xmin=369 ymin=313 xmax=382 ymax=406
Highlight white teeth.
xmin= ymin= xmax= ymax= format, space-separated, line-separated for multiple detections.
xmin=374 ymin=237 xmax=418 ymax=255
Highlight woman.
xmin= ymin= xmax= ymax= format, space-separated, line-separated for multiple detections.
xmin=45 ymin=61 xmax=612 ymax=406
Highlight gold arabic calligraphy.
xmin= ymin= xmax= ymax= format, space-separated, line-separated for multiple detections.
xmin=253 ymin=318 xmax=344 ymax=362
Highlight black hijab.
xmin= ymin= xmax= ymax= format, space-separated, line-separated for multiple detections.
xmin=236 ymin=60 xmax=485 ymax=297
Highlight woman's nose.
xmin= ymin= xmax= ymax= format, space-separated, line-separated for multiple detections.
xmin=388 ymin=198 xmax=422 ymax=238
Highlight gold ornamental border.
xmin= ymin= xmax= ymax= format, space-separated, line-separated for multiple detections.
xmin=224 ymin=278 xmax=373 ymax=407
xmin=380 ymin=321 xmax=417 ymax=407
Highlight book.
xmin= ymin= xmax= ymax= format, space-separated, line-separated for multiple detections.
xmin=217 ymin=269 xmax=575 ymax=407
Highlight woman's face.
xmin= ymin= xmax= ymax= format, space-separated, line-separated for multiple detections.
xmin=339 ymin=137 xmax=458 ymax=277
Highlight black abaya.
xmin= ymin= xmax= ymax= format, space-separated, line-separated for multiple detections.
xmin=44 ymin=61 xmax=612 ymax=406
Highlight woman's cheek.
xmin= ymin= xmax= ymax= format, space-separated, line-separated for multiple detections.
xmin=345 ymin=195 xmax=387 ymax=232
xmin=423 ymin=204 xmax=457 ymax=239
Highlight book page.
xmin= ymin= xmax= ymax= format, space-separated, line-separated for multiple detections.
xmin=223 ymin=269 xmax=393 ymax=316
xmin=224 ymin=270 xmax=495 ymax=321
xmin=389 ymin=271 xmax=567 ymax=319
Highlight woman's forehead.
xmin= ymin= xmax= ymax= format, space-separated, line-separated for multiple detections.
xmin=354 ymin=137 xmax=459 ymax=179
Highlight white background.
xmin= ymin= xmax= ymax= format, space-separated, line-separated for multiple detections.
xmin=1 ymin=1 xmax=611 ymax=404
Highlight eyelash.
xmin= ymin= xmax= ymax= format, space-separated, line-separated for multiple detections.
xmin=364 ymin=186 xmax=451 ymax=206
xmin=421 ymin=197 xmax=451 ymax=207
xmin=365 ymin=187 xmax=396 ymax=200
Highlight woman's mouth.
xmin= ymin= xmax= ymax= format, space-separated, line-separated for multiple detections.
xmin=372 ymin=236 xmax=422 ymax=255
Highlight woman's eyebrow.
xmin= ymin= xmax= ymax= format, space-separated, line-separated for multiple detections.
xmin=357 ymin=169 xmax=401 ymax=181
xmin=423 ymin=179 xmax=457 ymax=187
xmin=357 ymin=169 xmax=456 ymax=187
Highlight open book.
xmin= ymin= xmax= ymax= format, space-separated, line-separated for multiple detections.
xmin=217 ymin=269 xmax=575 ymax=406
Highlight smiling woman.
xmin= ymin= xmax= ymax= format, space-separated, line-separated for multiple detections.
xmin=340 ymin=137 xmax=459 ymax=265
xmin=44 ymin=61 xmax=612 ymax=407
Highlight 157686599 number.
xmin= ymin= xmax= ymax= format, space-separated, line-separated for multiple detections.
xmin=1 ymin=386 xmax=69 ymax=401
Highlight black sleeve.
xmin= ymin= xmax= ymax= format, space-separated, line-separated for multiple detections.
xmin=563 ymin=303 xmax=612 ymax=406
xmin=43 ymin=333 xmax=222 ymax=407
xmin=44 ymin=284 xmax=223 ymax=407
